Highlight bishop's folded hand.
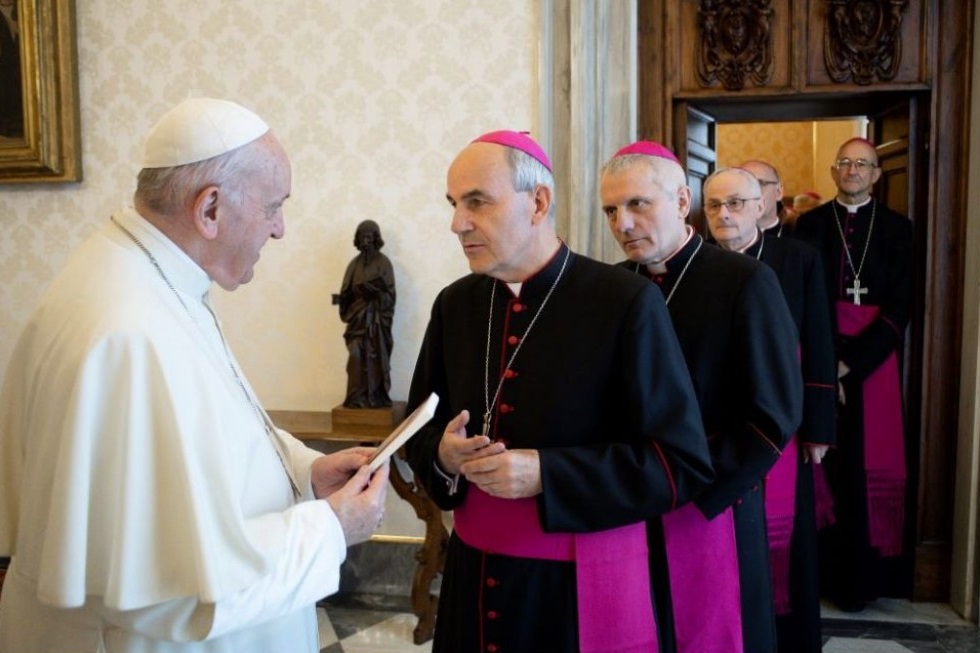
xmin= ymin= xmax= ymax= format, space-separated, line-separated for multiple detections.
xmin=460 ymin=449 xmax=542 ymax=499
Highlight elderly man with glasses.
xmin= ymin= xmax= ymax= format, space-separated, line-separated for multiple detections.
xmin=600 ymin=142 xmax=802 ymax=653
xmin=706 ymin=167 xmax=838 ymax=653
xmin=794 ymin=137 xmax=914 ymax=613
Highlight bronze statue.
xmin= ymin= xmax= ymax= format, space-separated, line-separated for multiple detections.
xmin=333 ymin=220 xmax=395 ymax=408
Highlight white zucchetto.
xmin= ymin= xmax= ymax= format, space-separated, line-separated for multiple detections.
xmin=140 ymin=98 xmax=270 ymax=169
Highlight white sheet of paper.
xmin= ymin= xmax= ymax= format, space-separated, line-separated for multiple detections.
xmin=367 ymin=392 xmax=440 ymax=472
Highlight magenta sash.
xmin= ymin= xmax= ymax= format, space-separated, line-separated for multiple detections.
xmin=764 ymin=436 xmax=798 ymax=614
xmin=454 ymin=487 xmax=658 ymax=653
xmin=836 ymin=300 xmax=906 ymax=557
xmin=661 ymin=503 xmax=743 ymax=653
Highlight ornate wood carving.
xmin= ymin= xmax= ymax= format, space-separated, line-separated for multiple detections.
xmin=825 ymin=0 xmax=909 ymax=85
xmin=389 ymin=450 xmax=448 ymax=645
xmin=696 ymin=0 xmax=775 ymax=91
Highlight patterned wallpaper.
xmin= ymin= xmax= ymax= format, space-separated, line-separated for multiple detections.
xmin=718 ymin=121 xmax=815 ymax=198
xmin=0 ymin=0 xmax=537 ymax=411
xmin=717 ymin=119 xmax=864 ymax=204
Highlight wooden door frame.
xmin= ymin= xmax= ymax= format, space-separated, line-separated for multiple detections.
xmin=639 ymin=2 xmax=973 ymax=603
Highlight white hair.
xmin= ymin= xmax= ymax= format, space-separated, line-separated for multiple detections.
xmin=601 ymin=153 xmax=689 ymax=200
xmin=506 ymin=147 xmax=556 ymax=220
xmin=134 ymin=136 xmax=269 ymax=216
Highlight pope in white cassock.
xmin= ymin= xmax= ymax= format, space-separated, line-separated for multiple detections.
xmin=0 ymin=98 xmax=388 ymax=653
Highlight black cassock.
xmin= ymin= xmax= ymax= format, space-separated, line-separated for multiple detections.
xmin=763 ymin=218 xmax=794 ymax=239
xmin=746 ymin=232 xmax=837 ymax=653
xmin=794 ymin=199 xmax=914 ymax=608
xmin=405 ymin=244 xmax=713 ymax=653
xmin=620 ymin=234 xmax=802 ymax=653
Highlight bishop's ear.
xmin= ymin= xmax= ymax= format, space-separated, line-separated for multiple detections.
xmin=677 ymin=185 xmax=693 ymax=219
xmin=530 ymin=184 xmax=553 ymax=225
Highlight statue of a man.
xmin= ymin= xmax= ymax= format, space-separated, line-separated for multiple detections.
xmin=335 ymin=220 xmax=395 ymax=408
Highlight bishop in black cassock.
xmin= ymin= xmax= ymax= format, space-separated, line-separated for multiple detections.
xmin=706 ymin=165 xmax=838 ymax=653
xmin=406 ymin=131 xmax=713 ymax=653
xmin=744 ymin=232 xmax=837 ymax=652
xmin=794 ymin=137 xmax=914 ymax=611
xmin=603 ymin=145 xmax=802 ymax=653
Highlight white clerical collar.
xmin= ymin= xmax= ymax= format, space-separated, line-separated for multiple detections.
xmin=506 ymin=282 xmax=523 ymax=295
xmin=836 ymin=196 xmax=872 ymax=212
xmin=110 ymin=206 xmax=213 ymax=303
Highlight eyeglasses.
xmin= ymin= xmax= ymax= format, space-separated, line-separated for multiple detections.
xmin=704 ymin=197 xmax=761 ymax=214
xmin=834 ymin=158 xmax=877 ymax=171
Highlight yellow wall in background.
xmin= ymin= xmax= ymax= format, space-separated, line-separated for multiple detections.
xmin=718 ymin=119 xmax=865 ymax=205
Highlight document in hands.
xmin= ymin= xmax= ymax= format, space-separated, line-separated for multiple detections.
xmin=367 ymin=392 xmax=440 ymax=472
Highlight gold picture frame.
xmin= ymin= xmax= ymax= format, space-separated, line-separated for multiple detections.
xmin=0 ymin=0 xmax=81 ymax=183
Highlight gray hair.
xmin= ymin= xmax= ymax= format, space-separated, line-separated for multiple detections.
xmin=134 ymin=138 xmax=266 ymax=216
xmin=703 ymin=166 xmax=763 ymax=196
xmin=506 ymin=147 xmax=556 ymax=220
xmin=601 ymin=153 xmax=688 ymax=200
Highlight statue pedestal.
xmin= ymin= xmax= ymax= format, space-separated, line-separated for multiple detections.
xmin=331 ymin=402 xmax=407 ymax=438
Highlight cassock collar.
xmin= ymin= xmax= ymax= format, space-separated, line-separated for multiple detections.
xmin=836 ymin=196 xmax=872 ymax=213
xmin=744 ymin=230 xmax=765 ymax=260
xmin=509 ymin=241 xmax=571 ymax=301
xmin=763 ymin=220 xmax=784 ymax=237
xmin=110 ymin=206 xmax=213 ymax=305
xmin=759 ymin=215 xmax=780 ymax=232
xmin=662 ymin=232 xmax=704 ymax=280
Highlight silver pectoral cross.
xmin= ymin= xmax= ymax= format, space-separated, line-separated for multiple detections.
xmin=846 ymin=277 xmax=868 ymax=305
xmin=482 ymin=412 xmax=492 ymax=438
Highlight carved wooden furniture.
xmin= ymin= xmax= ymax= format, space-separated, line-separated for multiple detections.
xmin=267 ymin=405 xmax=446 ymax=645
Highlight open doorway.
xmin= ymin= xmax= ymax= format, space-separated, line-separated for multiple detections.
xmin=679 ymin=94 xmax=935 ymax=600
xmin=716 ymin=118 xmax=867 ymax=221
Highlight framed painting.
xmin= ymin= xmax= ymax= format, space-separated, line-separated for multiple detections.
xmin=0 ymin=0 xmax=80 ymax=183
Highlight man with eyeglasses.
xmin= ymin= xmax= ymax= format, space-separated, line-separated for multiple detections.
xmin=705 ymin=167 xmax=837 ymax=653
xmin=601 ymin=142 xmax=802 ymax=653
xmin=739 ymin=160 xmax=795 ymax=237
xmin=794 ymin=137 xmax=914 ymax=613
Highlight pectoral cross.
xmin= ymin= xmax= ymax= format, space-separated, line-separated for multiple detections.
xmin=482 ymin=412 xmax=492 ymax=438
xmin=847 ymin=277 xmax=868 ymax=305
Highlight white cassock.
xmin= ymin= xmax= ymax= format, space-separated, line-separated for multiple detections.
xmin=0 ymin=208 xmax=347 ymax=652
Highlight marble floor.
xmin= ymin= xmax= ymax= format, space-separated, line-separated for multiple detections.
xmin=316 ymin=596 xmax=980 ymax=653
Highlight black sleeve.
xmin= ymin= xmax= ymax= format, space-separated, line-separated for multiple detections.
xmin=536 ymin=284 xmax=714 ymax=533
xmin=403 ymin=292 xmax=468 ymax=511
xmin=799 ymin=252 xmax=838 ymax=446
xmin=694 ymin=266 xmax=803 ymax=519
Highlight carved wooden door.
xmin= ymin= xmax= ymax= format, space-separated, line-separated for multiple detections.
xmin=640 ymin=0 xmax=972 ymax=606
xmin=674 ymin=103 xmax=717 ymax=236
